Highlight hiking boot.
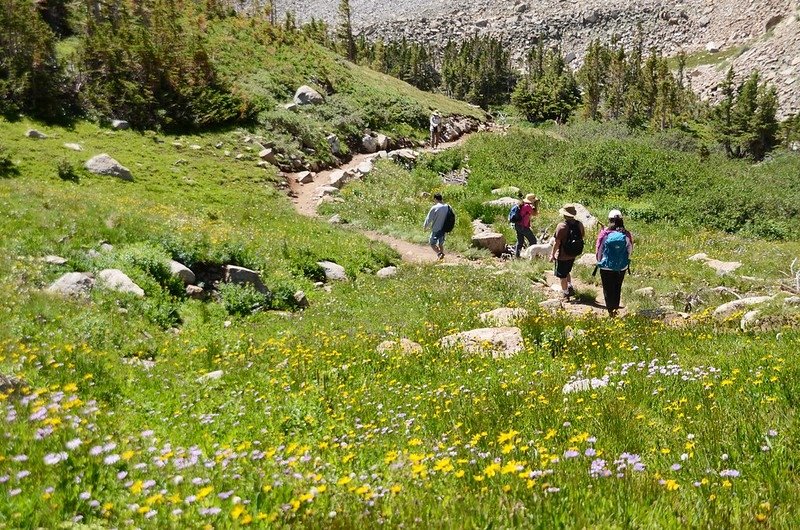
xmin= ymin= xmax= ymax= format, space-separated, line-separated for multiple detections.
xmin=567 ymin=286 xmax=576 ymax=297
xmin=437 ymin=252 xmax=445 ymax=260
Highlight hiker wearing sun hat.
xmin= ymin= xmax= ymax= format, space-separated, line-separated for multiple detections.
xmin=511 ymin=193 xmax=540 ymax=258
xmin=550 ymin=204 xmax=585 ymax=299
xmin=595 ymin=209 xmax=634 ymax=317
xmin=429 ymin=110 xmax=442 ymax=148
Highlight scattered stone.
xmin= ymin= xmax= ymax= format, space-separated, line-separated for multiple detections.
xmin=484 ymin=197 xmax=519 ymax=208
xmin=295 ymin=171 xmax=314 ymax=184
xmin=572 ymin=203 xmax=598 ymax=229
xmin=259 ymin=148 xmax=278 ymax=164
xmin=784 ymin=296 xmax=800 ymax=306
xmin=47 ymin=272 xmax=94 ymax=296
xmin=440 ymin=327 xmax=525 ymax=358
xmin=110 ymin=119 xmax=130 ymax=130
xmin=224 ymin=265 xmax=271 ymax=295
xmin=328 ymin=214 xmax=343 ymax=224
xmin=189 ymin=144 xmax=202 ymax=150
xmin=539 ymin=299 xmax=564 ymax=311
xmin=704 ymin=259 xmax=742 ymax=275
xmin=329 ymin=169 xmax=351 ymax=189
xmin=376 ymin=266 xmax=398 ymax=278
xmin=388 ymin=149 xmax=418 ymax=165
xmin=43 ymin=255 xmax=68 ymax=265
xmin=740 ymin=310 xmax=761 ymax=331
xmin=688 ymin=253 xmax=709 ymax=262
xmin=375 ymin=133 xmax=390 ymax=151
xmin=491 ymin=186 xmax=520 ymax=196
xmin=186 ymin=285 xmax=205 ymax=300
xmin=317 ymin=261 xmax=347 ymax=281
xmin=562 ymin=378 xmax=608 ymax=394
xmin=97 ymin=269 xmax=145 ymax=297
xmin=100 ymin=243 xmax=114 ymax=252
xmin=326 ymin=134 xmax=341 ymax=155
xmin=713 ymin=296 xmax=773 ymax=319
xmin=197 ymin=370 xmax=224 ymax=382
xmin=293 ymin=290 xmax=309 ymax=309
xmin=283 ymin=103 xmax=298 ymax=112
xmin=576 ymin=253 xmax=597 ymax=267
xmin=315 ymin=186 xmax=340 ymax=198
xmin=361 ymin=134 xmax=379 ymax=153
xmin=84 ymin=154 xmax=133 ymax=181
xmin=169 ymin=260 xmax=196 ymax=284
xmin=356 ymin=160 xmax=374 ymax=175
xmin=471 ymin=232 xmax=507 ymax=256
xmin=705 ymin=41 xmax=720 ymax=53
xmin=479 ymin=307 xmax=529 ymax=326
xmin=26 ymin=129 xmax=47 ymax=139
xmin=376 ymin=338 xmax=423 ymax=355
xmin=635 ymin=287 xmax=656 ymax=297
xmin=293 ymin=85 xmax=324 ymax=105
xmin=63 ymin=143 xmax=83 ymax=152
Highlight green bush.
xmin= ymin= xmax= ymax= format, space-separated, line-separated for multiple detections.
xmin=104 ymin=242 xmax=184 ymax=297
xmin=219 ymin=282 xmax=270 ymax=316
xmin=56 ymin=159 xmax=79 ymax=182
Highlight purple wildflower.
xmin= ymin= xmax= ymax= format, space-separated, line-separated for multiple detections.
xmin=720 ymin=469 xmax=740 ymax=478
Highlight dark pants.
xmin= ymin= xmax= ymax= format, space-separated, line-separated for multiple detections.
xmin=600 ymin=269 xmax=627 ymax=311
xmin=514 ymin=225 xmax=537 ymax=257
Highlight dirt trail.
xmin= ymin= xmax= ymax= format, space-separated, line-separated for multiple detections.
xmin=287 ymin=136 xmax=473 ymax=264
xmin=532 ymin=269 xmax=627 ymax=318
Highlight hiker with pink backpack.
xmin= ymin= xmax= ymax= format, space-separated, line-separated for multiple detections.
xmin=595 ymin=209 xmax=634 ymax=317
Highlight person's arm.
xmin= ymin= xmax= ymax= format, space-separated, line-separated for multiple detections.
xmin=626 ymin=231 xmax=634 ymax=256
xmin=423 ymin=208 xmax=432 ymax=229
xmin=550 ymin=224 xmax=562 ymax=262
xmin=596 ymin=230 xmax=607 ymax=262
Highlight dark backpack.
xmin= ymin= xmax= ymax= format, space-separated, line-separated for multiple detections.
xmin=562 ymin=221 xmax=584 ymax=256
xmin=508 ymin=204 xmax=522 ymax=224
xmin=443 ymin=206 xmax=456 ymax=233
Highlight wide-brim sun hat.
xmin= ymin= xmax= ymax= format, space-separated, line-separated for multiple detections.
xmin=608 ymin=209 xmax=623 ymax=219
xmin=559 ymin=204 xmax=577 ymax=218
xmin=523 ymin=193 xmax=538 ymax=204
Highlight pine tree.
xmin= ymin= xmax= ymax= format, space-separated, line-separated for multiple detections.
xmin=336 ymin=0 xmax=356 ymax=61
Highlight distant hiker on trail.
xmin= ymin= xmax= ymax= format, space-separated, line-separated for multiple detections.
xmin=595 ymin=209 xmax=634 ymax=317
xmin=423 ymin=192 xmax=455 ymax=260
xmin=550 ymin=204 xmax=585 ymax=299
xmin=430 ymin=110 xmax=442 ymax=148
xmin=509 ymin=193 xmax=539 ymax=258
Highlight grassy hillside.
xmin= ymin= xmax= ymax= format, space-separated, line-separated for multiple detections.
xmin=2 ymin=115 xmax=800 ymax=528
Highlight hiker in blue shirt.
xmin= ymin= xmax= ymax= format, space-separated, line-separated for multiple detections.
xmin=423 ymin=193 xmax=450 ymax=260
xmin=595 ymin=209 xmax=634 ymax=317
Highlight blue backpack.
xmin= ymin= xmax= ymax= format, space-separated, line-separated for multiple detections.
xmin=508 ymin=204 xmax=521 ymax=223
xmin=599 ymin=230 xmax=630 ymax=271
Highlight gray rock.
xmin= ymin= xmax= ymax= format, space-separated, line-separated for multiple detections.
xmin=100 ymin=243 xmax=114 ymax=252
xmin=326 ymin=134 xmax=341 ymax=155
xmin=110 ymin=119 xmax=130 ymax=130
xmin=714 ymin=296 xmax=773 ymax=319
xmin=635 ymin=287 xmax=656 ymax=297
xmin=293 ymin=85 xmax=324 ymax=105
xmin=224 ymin=265 xmax=270 ymax=295
xmin=315 ymin=185 xmax=340 ymax=198
xmin=295 ymin=171 xmax=314 ymax=184
xmin=376 ymin=266 xmax=398 ymax=278
xmin=283 ymin=103 xmax=298 ymax=112
xmin=740 ymin=310 xmax=761 ymax=331
xmin=539 ymin=299 xmax=564 ymax=311
xmin=705 ymin=41 xmax=720 ymax=53
xmin=329 ymin=169 xmax=350 ymax=189
xmin=361 ymin=135 xmax=379 ymax=153
xmin=318 ymin=261 xmax=347 ymax=281
xmin=440 ymin=327 xmax=525 ymax=358
xmin=388 ymin=149 xmax=418 ymax=164
xmin=63 ymin=143 xmax=83 ymax=152
xmin=576 ymin=253 xmax=597 ymax=267
xmin=376 ymin=338 xmax=423 ymax=355
xmin=189 ymin=144 xmax=202 ymax=150
xmin=169 ymin=260 xmax=195 ymax=284
xmin=491 ymin=186 xmax=520 ymax=196
xmin=197 ymin=370 xmax=224 ymax=382
xmin=43 ymin=255 xmax=68 ymax=265
xmin=186 ymin=285 xmax=206 ymax=300
xmin=375 ymin=133 xmax=390 ymax=151
xmin=688 ymin=253 xmax=709 ymax=262
xmin=784 ymin=296 xmax=800 ymax=306
xmin=293 ymin=290 xmax=309 ymax=309
xmin=259 ymin=148 xmax=278 ymax=164
xmin=85 ymin=154 xmax=133 ymax=181
xmin=479 ymin=307 xmax=529 ymax=326
xmin=484 ymin=197 xmax=519 ymax=208
xmin=356 ymin=160 xmax=373 ymax=175
xmin=47 ymin=272 xmax=95 ymax=296
xmin=471 ymin=232 xmax=507 ymax=256
xmin=97 ymin=269 xmax=145 ymax=297
xmin=328 ymin=214 xmax=343 ymax=224
xmin=704 ymin=259 xmax=742 ymax=276
xmin=26 ymin=129 xmax=47 ymax=139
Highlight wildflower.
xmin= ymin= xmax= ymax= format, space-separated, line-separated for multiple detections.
xmin=104 ymin=454 xmax=121 ymax=465
xmin=44 ymin=452 xmax=68 ymax=465
xmin=671 ymin=464 xmax=682 ymax=471
xmin=498 ymin=430 xmax=519 ymax=444
xmin=719 ymin=469 xmax=740 ymax=478
xmin=564 ymin=450 xmax=579 ymax=459
xmin=17 ymin=470 xmax=30 ymax=480
xmin=66 ymin=438 xmax=82 ymax=451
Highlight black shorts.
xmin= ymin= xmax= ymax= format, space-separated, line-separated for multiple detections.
xmin=554 ymin=259 xmax=575 ymax=279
